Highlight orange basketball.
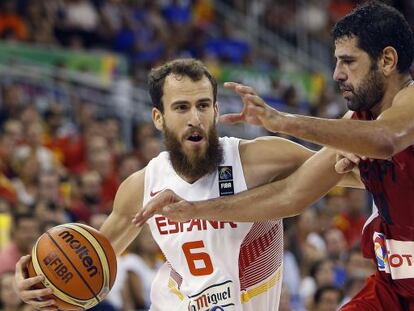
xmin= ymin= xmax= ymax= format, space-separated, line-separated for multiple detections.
xmin=27 ymin=223 xmax=117 ymax=310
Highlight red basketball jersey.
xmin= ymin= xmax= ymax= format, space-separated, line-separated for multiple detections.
xmin=353 ymin=111 xmax=414 ymax=298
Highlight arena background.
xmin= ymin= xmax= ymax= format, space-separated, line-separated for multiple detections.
xmin=0 ymin=0 xmax=413 ymax=310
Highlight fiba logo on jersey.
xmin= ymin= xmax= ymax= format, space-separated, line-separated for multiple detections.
xmin=218 ymin=166 xmax=232 ymax=180
xmin=373 ymin=232 xmax=388 ymax=271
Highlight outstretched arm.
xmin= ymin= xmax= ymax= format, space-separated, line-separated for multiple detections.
xmin=133 ymin=147 xmax=343 ymax=224
xmin=223 ymin=82 xmax=414 ymax=159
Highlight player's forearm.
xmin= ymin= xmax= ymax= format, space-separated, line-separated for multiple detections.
xmin=100 ymin=213 xmax=141 ymax=255
xmin=270 ymin=113 xmax=396 ymax=159
xmin=193 ymin=148 xmax=342 ymax=221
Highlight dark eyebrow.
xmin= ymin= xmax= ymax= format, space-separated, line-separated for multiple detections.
xmin=197 ymin=98 xmax=212 ymax=103
xmin=336 ymin=54 xmax=356 ymax=60
xmin=171 ymin=98 xmax=212 ymax=106
xmin=171 ymin=100 xmax=190 ymax=106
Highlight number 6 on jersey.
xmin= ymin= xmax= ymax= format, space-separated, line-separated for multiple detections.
xmin=182 ymin=241 xmax=214 ymax=276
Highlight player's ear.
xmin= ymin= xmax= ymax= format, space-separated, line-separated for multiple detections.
xmin=152 ymin=107 xmax=164 ymax=131
xmin=214 ymin=101 xmax=219 ymax=124
xmin=381 ymin=46 xmax=398 ymax=76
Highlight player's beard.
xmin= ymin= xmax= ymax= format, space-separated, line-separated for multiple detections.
xmin=342 ymin=66 xmax=385 ymax=112
xmin=163 ymin=124 xmax=223 ymax=181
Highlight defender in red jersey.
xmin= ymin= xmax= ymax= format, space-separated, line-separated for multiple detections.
xmin=134 ymin=2 xmax=414 ymax=310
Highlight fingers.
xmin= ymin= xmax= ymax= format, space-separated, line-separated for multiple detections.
xmin=17 ymin=275 xmax=44 ymax=291
xmin=15 ymin=255 xmax=31 ymax=281
xmin=335 ymin=158 xmax=355 ymax=174
xmin=20 ymin=286 xmax=53 ymax=302
xmin=337 ymin=151 xmax=366 ymax=164
xmin=224 ymin=82 xmax=257 ymax=96
xmin=219 ymin=113 xmax=244 ymax=124
xmin=245 ymin=94 xmax=266 ymax=107
xmin=132 ymin=189 xmax=181 ymax=227
xmin=161 ymin=201 xmax=192 ymax=223
xmin=26 ymin=298 xmax=56 ymax=309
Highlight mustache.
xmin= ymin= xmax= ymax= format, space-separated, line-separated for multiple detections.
xmin=338 ymin=82 xmax=353 ymax=91
xmin=183 ymin=126 xmax=206 ymax=138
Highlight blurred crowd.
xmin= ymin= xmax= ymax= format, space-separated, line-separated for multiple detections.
xmin=0 ymin=0 xmax=408 ymax=310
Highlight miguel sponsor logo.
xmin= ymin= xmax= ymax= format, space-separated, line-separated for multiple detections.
xmin=188 ymin=280 xmax=235 ymax=311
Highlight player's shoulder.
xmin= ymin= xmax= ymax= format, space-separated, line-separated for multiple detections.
xmin=239 ymin=136 xmax=304 ymax=151
xmin=113 ymin=168 xmax=146 ymax=212
xmin=119 ymin=168 xmax=146 ymax=193
xmin=393 ymin=81 xmax=414 ymax=107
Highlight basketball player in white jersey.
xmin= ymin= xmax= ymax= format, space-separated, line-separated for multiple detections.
xmin=14 ymin=59 xmax=362 ymax=311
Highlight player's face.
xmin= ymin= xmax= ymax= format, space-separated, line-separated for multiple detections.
xmin=333 ymin=36 xmax=385 ymax=112
xmin=152 ymin=74 xmax=222 ymax=181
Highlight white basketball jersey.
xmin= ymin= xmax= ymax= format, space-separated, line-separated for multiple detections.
xmin=144 ymin=137 xmax=283 ymax=311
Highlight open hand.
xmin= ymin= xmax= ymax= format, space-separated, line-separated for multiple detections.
xmin=335 ymin=151 xmax=366 ymax=174
xmin=132 ymin=190 xmax=194 ymax=226
xmin=221 ymin=82 xmax=282 ymax=132
xmin=15 ymin=255 xmax=57 ymax=310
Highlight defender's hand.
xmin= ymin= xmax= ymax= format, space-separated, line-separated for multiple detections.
xmin=221 ymin=82 xmax=282 ymax=132
xmin=132 ymin=189 xmax=194 ymax=226
xmin=335 ymin=151 xmax=366 ymax=174
xmin=15 ymin=255 xmax=57 ymax=310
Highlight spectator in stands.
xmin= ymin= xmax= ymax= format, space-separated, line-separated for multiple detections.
xmin=301 ymin=258 xmax=335 ymax=307
xmin=70 ymin=170 xmax=105 ymax=223
xmin=312 ymin=285 xmax=344 ymax=311
xmin=108 ymin=225 xmax=161 ymax=310
xmin=0 ymin=271 xmax=27 ymax=311
xmin=11 ymin=154 xmax=40 ymax=206
xmin=133 ymin=122 xmax=158 ymax=150
xmin=204 ymin=21 xmax=251 ymax=64
xmin=0 ymin=212 xmax=40 ymax=275
xmin=0 ymin=84 xmax=24 ymax=127
xmin=328 ymin=0 xmax=357 ymax=24
xmin=0 ymin=0 xmax=28 ymax=41
xmin=138 ymin=136 xmax=162 ymax=166
xmin=101 ymin=116 xmax=125 ymax=158
xmin=0 ymin=119 xmax=23 ymax=179
xmin=344 ymin=246 xmax=375 ymax=282
xmin=117 ymin=153 xmax=143 ymax=183
xmin=55 ymin=0 xmax=99 ymax=48
xmin=334 ymin=189 xmax=368 ymax=248
xmin=279 ymin=285 xmax=295 ymax=311
xmin=34 ymin=170 xmax=68 ymax=225
xmin=324 ymin=228 xmax=348 ymax=287
xmin=84 ymin=135 xmax=118 ymax=208
xmin=14 ymin=121 xmax=56 ymax=172
xmin=24 ymin=0 xmax=55 ymax=45
xmin=340 ymin=276 xmax=366 ymax=307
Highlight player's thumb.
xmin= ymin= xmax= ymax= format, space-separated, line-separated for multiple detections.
xmin=219 ymin=113 xmax=243 ymax=124
xmin=335 ymin=158 xmax=354 ymax=174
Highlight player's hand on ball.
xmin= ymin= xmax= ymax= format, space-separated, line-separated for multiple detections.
xmin=221 ymin=82 xmax=282 ymax=133
xmin=132 ymin=189 xmax=193 ymax=226
xmin=335 ymin=151 xmax=366 ymax=174
xmin=15 ymin=255 xmax=57 ymax=310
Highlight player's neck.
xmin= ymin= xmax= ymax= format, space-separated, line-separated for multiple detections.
xmin=177 ymin=171 xmax=200 ymax=184
xmin=370 ymin=74 xmax=412 ymax=118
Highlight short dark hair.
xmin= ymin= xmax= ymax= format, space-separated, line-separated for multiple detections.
xmin=148 ymin=58 xmax=218 ymax=113
xmin=332 ymin=1 xmax=414 ymax=73
xmin=12 ymin=211 xmax=36 ymax=228
xmin=314 ymin=285 xmax=344 ymax=305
